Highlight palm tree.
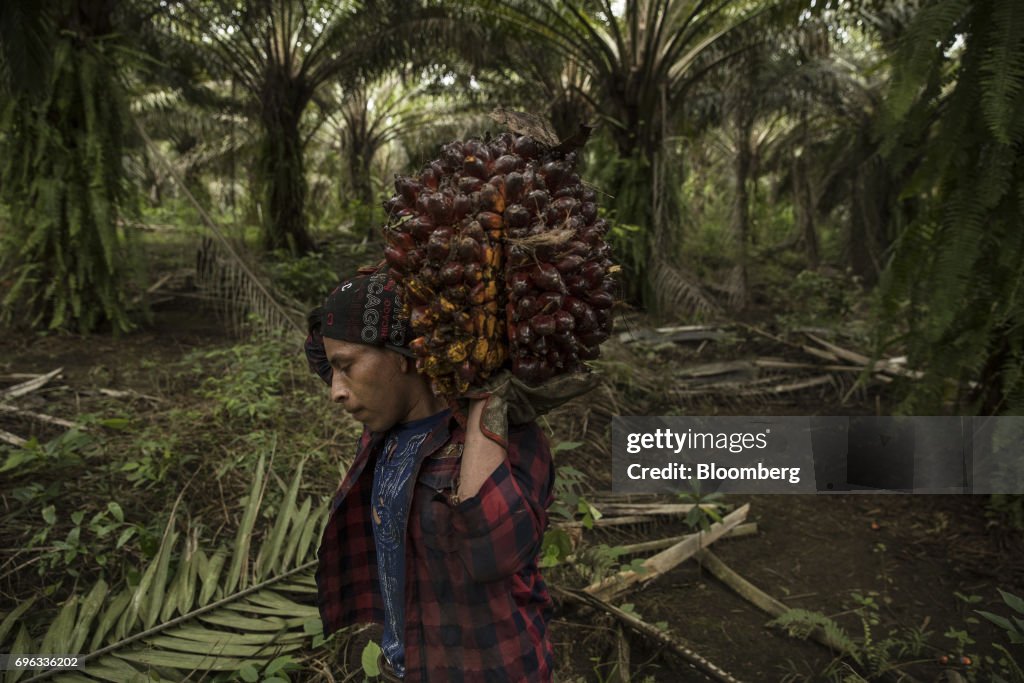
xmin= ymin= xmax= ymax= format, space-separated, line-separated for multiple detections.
xmin=166 ymin=0 xmax=466 ymax=254
xmin=0 ymin=0 xmax=137 ymax=332
xmin=481 ymin=0 xmax=787 ymax=313
xmin=311 ymin=73 xmax=469 ymax=237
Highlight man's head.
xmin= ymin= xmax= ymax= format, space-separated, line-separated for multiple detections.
xmin=307 ymin=270 xmax=443 ymax=432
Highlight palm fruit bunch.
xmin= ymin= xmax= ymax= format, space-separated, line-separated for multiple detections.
xmin=382 ymin=130 xmax=615 ymax=397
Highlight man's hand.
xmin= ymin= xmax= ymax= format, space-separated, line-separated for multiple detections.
xmin=453 ymin=371 xmax=599 ymax=501
xmin=462 ymin=371 xmax=601 ymax=449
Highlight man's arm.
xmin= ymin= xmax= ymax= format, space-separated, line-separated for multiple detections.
xmin=444 ymin=402 xmax=554 ymax=582
xmin=455 ymin=399 xmax=506 ymax=500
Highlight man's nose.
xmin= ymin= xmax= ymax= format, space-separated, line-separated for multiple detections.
xmin=330 ymin=373 xmax=349 ymax=403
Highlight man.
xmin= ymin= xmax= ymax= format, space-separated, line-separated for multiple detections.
xmin=306 ymin=268 xmax=557 ymax=682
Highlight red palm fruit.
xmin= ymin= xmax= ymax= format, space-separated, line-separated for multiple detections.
xmin=425 ymin=193 xmax=452 ymax=223
xmin=407 ymin=216 xmax=434 ymax=240
xmin=556 ymin=255 xmax=585 ymax=275
xmin=462 ymin=221 xmax=485 ymax=241
xmin=510 ymin=271 xmax=532 ymax=296
xmin=505 ymin=204 xmax=530 ymax=228
xmin=489 ymin=175 xmax=506 ymax=198
xmin=396 ymin=176 xmax=421 ymax=204
xmin=516 ymin=321 xmax=534 ymax=347
xmin=566 ymin=275 xmax=588 ymax=297
xmin=548 ymin=196 xmax=580 ymax=221
xmin=580 ymin=261 xmax=604 ymax=287
xmin=508 ymin=244 xmax=531 ymax=267
xmin=524 ymin=189 xmax=550 ymax=214
xmin=459 ymin=175 xmax=483 ymax=193
xmin=562 ymin=240 xmax=589 ymax=257
xmin=531 ymin=264 xmax=565 ymax=292
xmin=463 ymin=139 xmax=490 ymax=162
xmin=410 ymin=305 xmax=435 ymax=330
xmin=578 ymin=330 xmax=608 ymax=347
xmin=463 ymin=156 xmax=489 ymax=180
xmin=587 ymin=290 xmax=615 ymax=309
xmin=383 ymin=130 xmax=616 ymax=394
xmin=504 ymin=172 xmax=525 ymax=202
xmin=575 ymin=305 xmax=598 ymax=333
xmin=384 ymin=245 xmax=409 ymax=274
xmin=427 ymin=228 xmax=452 ymax=261
xmin=493 ymin=154 xmax=520 ymax=175
xmin=512 ymin=357 xmax=538 ymax=382
xmin=456 ymin=237 xmax=481 ymax=263
xmin=476 ymin=211 xmax=503 ymax=232
xmin=536 ymin=292 xmax=563 ymax=315
xmin=463 ymin=262 xmax=483 ymax=284
xmin=554 ymin=310 xmax=575 ymax=332
xmin=447 ymin=283 xmax=469 ymax=302
xmin=409 ymin=336 xmax=428 ymax=356
xmin=565 ymin=296 xmax=587 ymax=320
xmin=383 ymin=195 xmax=404 ymax=216
xmin=531 ymin=314 xmax=556 ymax=336
xmin=386 ymin=229 xmax=415 ymax=251
xmin=532 ymin=335 xmax=548 ymax=355
xmin=541 ymin=161 xmax=568 ymax=190
xmin=440 ymin=141 xmax=464 ymax=170
xmin=452 ymin=193 xmax=474 ymax=220
xmin=419 ymin=166 xmax=439 ymax=190
xmin=513 ymin=136 xmax=543 ymax=159
xmin=516 ymin=295 xmax=539 ymax=320
xmin=480 ymin=184 xmax=505 ymax=213
xmin=440 ymin=262 xmax=463 ymax=286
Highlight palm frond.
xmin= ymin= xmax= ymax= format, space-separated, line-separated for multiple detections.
xmin=4 ymin=454 xmax=328 ymax=683
xmin=648 ymin=257 xmax=720 ymax=320
xmin=980 ymin=0 xmax=1024 ymax=144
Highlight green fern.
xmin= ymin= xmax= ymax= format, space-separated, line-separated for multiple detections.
xmin=0 ymin=453 xmax=328 ymax=682
xmin=768 ymin=608 xmax=861 ymax=666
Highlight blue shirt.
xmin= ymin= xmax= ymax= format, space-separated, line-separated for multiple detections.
xmin=372 ymin=409 xmax=450 ymax=678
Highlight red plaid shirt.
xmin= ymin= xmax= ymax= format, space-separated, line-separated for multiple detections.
xmin=316 ymin=413 xmax=556 ymax=682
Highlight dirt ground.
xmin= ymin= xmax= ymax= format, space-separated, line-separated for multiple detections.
xmin=545 ymin=492 xmax=1023 ymax=682
xmin=2 ymin=300 xmax=1023 ymax=683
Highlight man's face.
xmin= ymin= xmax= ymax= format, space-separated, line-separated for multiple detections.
xmin=323 ymin=337 xmax=412 ymax=432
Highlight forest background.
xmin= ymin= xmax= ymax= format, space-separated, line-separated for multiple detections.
xmin=1 ymin=0 xmax=1023 ymax=681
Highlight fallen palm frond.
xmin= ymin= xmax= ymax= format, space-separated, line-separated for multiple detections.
xmin=649 ymin=258 xmax=721 ymax=319
xmin=3 ymin=452 xmax=329 ymax=683
xmin=552 ymin=585 xmax=746 ymax=683
xmin=1 ymin=369 xmax=63 ymax=401
xmin=585 ymin=503 xmax=750 ymax=602
xmin=194 ymin=235 xmax=306 ymax=339
xmin=0 ymin=404 xmax=86 ymax=431
xmin=695 ymin=549 xmax=926 ymax=683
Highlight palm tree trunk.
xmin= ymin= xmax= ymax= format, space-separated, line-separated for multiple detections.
xmin=729 ymin=116 xmax=754 ymax=310
xmin=793 ymin=115 xmax=819 ymax=268
xmin=346 ymin=139 xmax=379 ymax=239
xmin=258 ymin=78 xmax=315 ymax=254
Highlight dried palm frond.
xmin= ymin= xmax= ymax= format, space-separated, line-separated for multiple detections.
xmin=648 ymin=258 xmax=720 ymax=320
xmin=194 ymin=236 xmax=305 ymax=338
xmin=5 ymin=454 xmax=331 ymax=682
